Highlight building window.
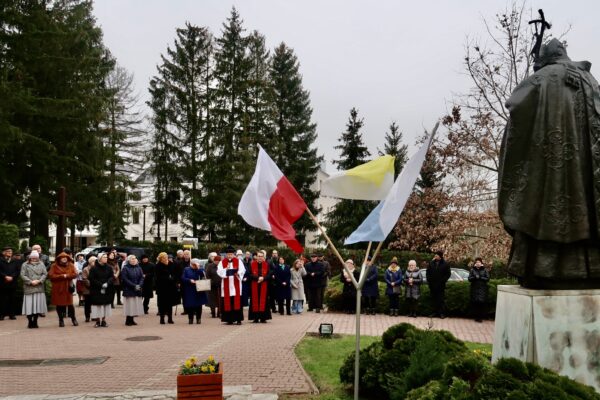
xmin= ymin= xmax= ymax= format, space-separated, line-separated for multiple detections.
xmin=132 ymin=209 xmax=140 ymax=224
xmin=131 ymin=236 xmax=139 ymax=242
xmin=170 ymin=237 xmax=178 ymax=243
xmin=129 ymin=191 xmax=142 ymax=201
xmin=154 ymin=237 xmax=161 ymax=242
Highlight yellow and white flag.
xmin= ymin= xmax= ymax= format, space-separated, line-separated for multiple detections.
xmin=321 ymin=155 xmax=395 ymax=200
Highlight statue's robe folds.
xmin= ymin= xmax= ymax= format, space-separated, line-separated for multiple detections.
xmin=499 ymin=56 xmax=600 ymax=288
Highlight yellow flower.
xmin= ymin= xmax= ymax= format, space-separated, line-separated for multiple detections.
xmin=207 ymin=355 xmax=214 ymax=362
xmin=208 ymin=365 xmax=215 ymax=373
xmin=189 ymin=356 xmax=197 ymax=365
xmin=201 ymin=365 xmax=208 ymax=373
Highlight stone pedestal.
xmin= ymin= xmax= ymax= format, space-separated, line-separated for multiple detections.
xmin=492 ymin=285 xmax=600 ymax=392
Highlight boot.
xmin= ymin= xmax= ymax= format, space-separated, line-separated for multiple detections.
xmin=33 ymin=315 xmax=39 ymax=328
xmin=188 ymin=315 xmax=194 ymax=325
xmin=58 ymin=310 xmax=65 ymax=327
xmin=131 ymin=317 xmax=137 ymax=326
xmin=71 ymin=317 xmax=79 ymax=326
xmin=160 ymin=315 xmax=165 ymax=325
xmin=167 ymin=311 xmax=174 ymax=324
xmin=27 ymin=315 xmax=33 ymax=329
xmin=125 ymin=316 xmax=132 ymax=326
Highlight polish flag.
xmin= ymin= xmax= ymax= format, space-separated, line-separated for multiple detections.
xmin=238 ymin=145 xmax=307 ymax=253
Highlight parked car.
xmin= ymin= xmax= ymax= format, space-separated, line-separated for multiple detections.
xmin=420 ymin=268 xmax=470 ymax=283
xmin=88 ymin=246 xmax=150 ymax=260
xmin=80 ymin=245 xmax=101 ymax=256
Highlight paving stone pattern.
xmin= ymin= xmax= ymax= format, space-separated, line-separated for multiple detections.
xmin=0 ymin=299 xmax=493 ymax=397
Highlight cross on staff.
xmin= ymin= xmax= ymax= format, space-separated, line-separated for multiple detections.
xmin=49 ymin=186 xmax=75 ymax=254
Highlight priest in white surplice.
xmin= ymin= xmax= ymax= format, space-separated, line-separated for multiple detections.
xmin=217 ymin=246 xmax=246 ymax=325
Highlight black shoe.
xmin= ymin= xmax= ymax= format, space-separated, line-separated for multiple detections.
xmin=315 ymin=309 xmax=320 ymax=313
xmin=0 ymin=316 xmax=4 ymax=321
xmin=475 ymin=318 xmax=483 ymax=323
xmin=196 ymin=319 xmax=201 ymax=324
xmin=85 ymin=317 xmax=90 ymax=323
xmin=39 ymin=313 xmax=45 ymax=318
xmin=144 ymin=309 xmax=149 ymax=315
xmin=117 ymin=302 xmax=123 ymax=305
xmin=439 ymin=314 xmax=446 ymax=319
xmin=160 ymin=319 xmax=165 ymax=325
xmin=126 ymin=319 xmax=133 ymax=326
xmin=253 ymin=319 xmax=259 ymax=323
xmin=236 ymin=321 xmax=242 ymax=325
xmin=27 ymin=318 xmax=33 ymax=329
xmin=260 ymin=320 xmax=266 ymax=323
xmin=71 ymin=319 xmax=79 ymax=326
xmin=59 ymin=319 xmax=65 ymax=327
xmin=94 ymin=321 xmax=101 ymax=328
xmin=188 ymin=319 xmax=193 ymax=325
xmin=131 ymin=319 xmax=137 ymax=325
xmin=101 ymin=320 xmax=108 ymax=327
xmin=226 ymin=322 xmax=233 ymax=325
xmin=111 ymin=304 xmax=115 ymax=309
xmin=307 ymin=308 xmax=313 ymax=312
xmin=168 ymin=319 xmax=174 ymax=324
xmin=9 ymin=316 xmax=16 ymax=320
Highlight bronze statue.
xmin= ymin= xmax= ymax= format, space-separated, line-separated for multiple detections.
xmin=498 ymin=36 xmax=600 ymax=289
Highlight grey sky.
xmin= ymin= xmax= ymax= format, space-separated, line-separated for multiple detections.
xmin=93 ymin=0 xmax=600 ymax=172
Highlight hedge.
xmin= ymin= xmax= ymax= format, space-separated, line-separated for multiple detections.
xmin=325 ymin=276 xmax=515 ymax=318
xmin=340 ymin=323 xmax=600 ymax=400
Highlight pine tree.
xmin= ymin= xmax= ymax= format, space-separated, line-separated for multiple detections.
xmin=270 ymin=42 xmax=322 ymax=238
xmin=378 ymin=122 xmax=408 ymax=178
xmin=0 ymin=1 xmax=113 ymax=243
xmin=208 ymin=7 xmax=252 ymax=243
xmin=323 ymin=108 xmax=374 ymax=246
xmin=97 ymin=64 xmax=146 ymax=245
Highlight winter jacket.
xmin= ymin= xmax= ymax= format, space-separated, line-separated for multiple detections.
xmin=181 ymin=267 xmax=208 ymax=308
xmin=404 ymin=269 xmax=423 ymax=300
xmin=48 ymin=253 xmax=77 ymax=306
xmin=20 ymin=261 xmax=47 ymax=295
xmin=469 ymin=266 xmax=490 ymax=303
xmin=121 ymin=263 xmax=144 ymax=297
xmin=361 ymin=265 xmax=379 ymax=298
xmin=384 ymin=268 xmax=403 ymax=296
xmin=427 ymin=258 xmax=451 ymax=290
xmin=155 ymin=261 xmax=179 ymax=307
xmin=0 ymin=257 xmax=21 ymax=289
xmin=88 ymin=263 xmax=115 ymax=305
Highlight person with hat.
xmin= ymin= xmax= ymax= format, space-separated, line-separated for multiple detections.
xmin=48 ymin=251 xmax=79 ymax=327
xmin=427 ymin=250 xmax=451 ymax=318
xmin=362 ymin=256 xmax=380 ymax=315
xmin=139 ymin=254 xmax=155 ymax=315
xmin=20 ymin=251 xmax=48 ymax=328
xmin=0 ymin=246 xmax=20 ymax=320
xmin=217 ymin=246 xmax=245 ymax=325
xmin=304 ymin=253 xmax=326 ymax=313
xmin=384 ymin=257 xmax=403 ymax=316
xmin=340 ymin=259 xmax=359 ymax=314
xmin=404 ymin=260 xmax=423 ymax=317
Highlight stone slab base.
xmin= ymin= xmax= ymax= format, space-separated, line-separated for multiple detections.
xmin=492 ymin=285 xmax=600 ymax=392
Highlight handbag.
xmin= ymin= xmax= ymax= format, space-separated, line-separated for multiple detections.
xmin=392 ymin=285 xmax=401 ymax=294
xmin=68 ymin=282 xmax=76 ymax=293
xmin=195 ymin=280 xmax=211 ymax=292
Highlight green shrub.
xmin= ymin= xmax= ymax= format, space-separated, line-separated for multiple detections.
xmin=0 ymin=224 xmax=19 ymax=250
xmin=443 ymin=351 xmax=491 ymax=390
xmin=341 ymin=324 xmax=467 ymax=399
xmin=472 ymin=369 xmax=524 ymax=400
xmin=405 ymin=380 xmax=443 ymax=400
xmin=325 ymin=276 xmax=515 ymax=318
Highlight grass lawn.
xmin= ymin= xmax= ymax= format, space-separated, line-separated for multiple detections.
xmin=286 ymin=334 xmax=492 ymax=400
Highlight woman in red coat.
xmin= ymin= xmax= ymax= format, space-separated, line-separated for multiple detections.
xmin=48 ymin=252 xmax=78 ymax=327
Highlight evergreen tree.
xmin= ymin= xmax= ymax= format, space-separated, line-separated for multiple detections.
xmin=323 ymin=108 xmax=374 ymax=246
xmin=97 ymin=64 xmax=146 ymax=245
xmin=147 ymin=78 xmax=183 ymax=240
xmin=378 ymin=121 xmax=408 ymax=178
xmin=151 ymin=23 xmax=213 ymax=238
xmin=208 ymin=7 xmax=251 ymax=243
xmin=270 ymin=42 xmax=322 ymax=238
xmin=0 ymin=0 xmax=113 ymax=243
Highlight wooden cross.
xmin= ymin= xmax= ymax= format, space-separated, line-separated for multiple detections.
xmin=49 ymin=186 xmax=75 ymax=254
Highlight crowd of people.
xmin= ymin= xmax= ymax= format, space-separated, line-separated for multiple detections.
xmin=0 ymin=244 xmax=491 ymax=329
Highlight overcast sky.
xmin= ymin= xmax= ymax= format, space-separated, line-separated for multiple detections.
xmin=93 ymin=0 xmax=600 ymax=172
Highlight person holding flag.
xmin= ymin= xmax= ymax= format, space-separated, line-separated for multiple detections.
xmin=217 ymin=246 xmax=245 ymax=325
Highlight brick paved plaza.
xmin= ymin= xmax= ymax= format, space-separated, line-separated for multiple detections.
xmin=0 ymin=300 xmax=494 ymax=397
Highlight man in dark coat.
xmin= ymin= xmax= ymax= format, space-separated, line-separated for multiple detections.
xmin=427 ymin=250 xmax=451 ymax=318
xmin=204 ymin=252 xmax=221 ymax=318
xmin=468 ymin=257 xmax=490 ymax=322
xmin=273 ymin=256 xmax=292 ymax=315
xmin=361 ymin=257 xmax=379 ymax=315
xmin=267 ymin=250 xmax=279 ymax=313
xmin=0 ymin=247 xmax=20 ymax=320
xmin=139 ymin=255 xmax=155 ymax=314
xmin=318 ymin=254 xmax=331 ymax=312
xmin=304 ymin=254 xmax=325 ymax=313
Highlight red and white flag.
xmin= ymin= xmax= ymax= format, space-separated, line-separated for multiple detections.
xmin=238 ymin=146 xmax=307 ymax=253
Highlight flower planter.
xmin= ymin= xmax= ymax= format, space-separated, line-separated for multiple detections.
xmin=177 ymin=363 xmax=223 ymax=399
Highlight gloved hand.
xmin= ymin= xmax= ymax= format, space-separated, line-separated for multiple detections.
xmin=102 ymin=282 xmax=108 ymax=289
xmin=135 ymin=285 xmax=141 ymax=291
